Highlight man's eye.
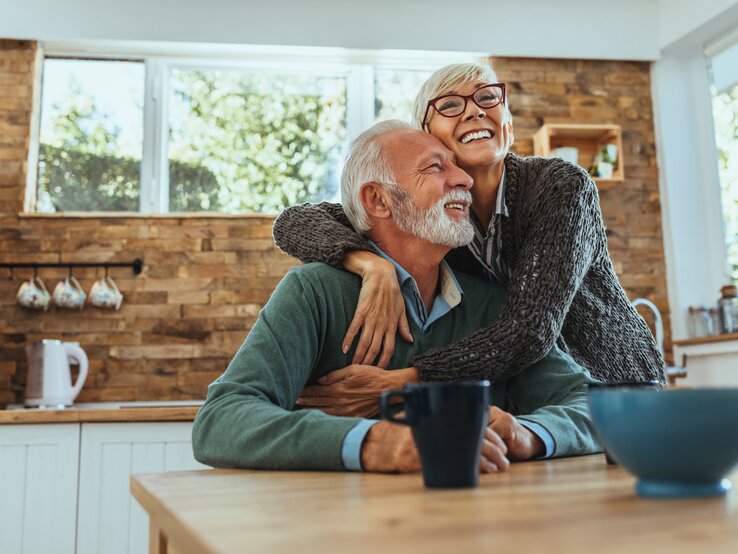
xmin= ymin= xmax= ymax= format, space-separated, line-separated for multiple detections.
xmin=429 ymin=163 xmax=442 ymax=170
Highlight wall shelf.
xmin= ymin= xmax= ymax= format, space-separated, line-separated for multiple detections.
xmin=533 ymin=123 xmax=624 ymax=183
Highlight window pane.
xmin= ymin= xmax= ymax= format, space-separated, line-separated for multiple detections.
xmin=36 ymin=59 xmax=144 ymax=212
xmin=167 ymin=68 xmax=347 ymax=213
xmin=711 ymin=85 xmax=738 ymax=283
xmin=374 ymin=69 xmax=433 ymax=123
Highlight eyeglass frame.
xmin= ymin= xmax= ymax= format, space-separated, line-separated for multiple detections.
xmin=422 ymin=83 xmax=506 ymax=131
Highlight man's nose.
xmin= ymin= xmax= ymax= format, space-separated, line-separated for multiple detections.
xmin=450 ymin=166 xmax=474 ymax=190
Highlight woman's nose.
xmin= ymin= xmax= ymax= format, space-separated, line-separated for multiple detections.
xmin=462 ymin=102 xmax=486 ymax=121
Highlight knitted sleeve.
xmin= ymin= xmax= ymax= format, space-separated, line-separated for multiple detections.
xmin=272 ymin=202 xmax=373 ymax=268
xmin=414 ymin=166 xmax=602 ymax=382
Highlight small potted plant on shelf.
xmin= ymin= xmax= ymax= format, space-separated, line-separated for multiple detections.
xmin=589 ymin=144 xmax=618 ymax=179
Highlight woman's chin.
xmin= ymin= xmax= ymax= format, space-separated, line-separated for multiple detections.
xmin=457 ymin=147 xmax=508 ymax=170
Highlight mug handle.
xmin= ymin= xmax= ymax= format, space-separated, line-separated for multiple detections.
xmin=33 ymin=276 xmax=49 ymax=294
xmin=105 ymin=275 xmax=120 ymax=294
xmin=64 ymin=343 xmax=89 ymax=402
xmin=379 ymin=390 xmax=416 ymax=425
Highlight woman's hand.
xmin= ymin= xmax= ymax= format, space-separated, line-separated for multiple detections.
xmin=342 ymin=251 xmax=413 ymax=367
xmin=296 ymin=365 xmax=420 ymax=418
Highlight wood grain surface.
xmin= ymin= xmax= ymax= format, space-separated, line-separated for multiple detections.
xmin=0 ymin=405 xmax=200 ymax=424
xmin=131 ymin=454 xmax=738 ymax=554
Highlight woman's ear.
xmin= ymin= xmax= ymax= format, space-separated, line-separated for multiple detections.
xmin=360 ymin=182 xmax=393 ymax=220
xmin=506 ymin=117 xmax=515 ymax=149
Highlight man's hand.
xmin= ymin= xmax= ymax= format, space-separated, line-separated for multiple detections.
xmin=295 ymin=365 xmax=420 ymax=417
xmin=360 ymin=421 xmax=420 ymax=473
xmin=488 ymin=406 xmax=545 ymax=461
xmin=480 ymin=427 xmax=511 ymax=473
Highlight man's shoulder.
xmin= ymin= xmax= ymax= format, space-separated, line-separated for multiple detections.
xmin=285 ymin=262 xmax=361 ymax=291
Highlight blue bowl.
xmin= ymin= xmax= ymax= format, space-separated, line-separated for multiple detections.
xmin=587 ymin=387 xmax=738 ymax=498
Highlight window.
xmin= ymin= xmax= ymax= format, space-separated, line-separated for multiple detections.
xmin=167 ymin=68 xmax=347 ymax=213
xmin=34 ymin=46 xmax=458 ymax=214
xmin=37 ymin=58 xmax=145 ymax=212
xmin=709 ymin=39 xmax=738 ymax=282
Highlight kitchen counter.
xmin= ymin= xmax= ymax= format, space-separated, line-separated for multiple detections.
xmin=673 ymin=332 xmax=738 ymax=346
xmin=131 ymin=455 xmax=738 ymax=554
xmin=0 ymin=400 xmax=203 ymax=424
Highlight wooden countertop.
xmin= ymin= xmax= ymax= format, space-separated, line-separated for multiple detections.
xmin=673 ymin=332 xmax=738 ymax=347
xmin=131 ymin=455 xmax=738 ymax=554
xmin=0 ymin=404 xmax=201 ymax=424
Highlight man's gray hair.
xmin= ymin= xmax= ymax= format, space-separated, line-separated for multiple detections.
xmin=341 ymin=119 xmax=412 ymax=233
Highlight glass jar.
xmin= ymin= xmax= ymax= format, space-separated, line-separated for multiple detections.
xmin=709 ymin=307 xmax=721 ymax=335
xmin=718 ymin=284 xmax=738 ymax=334
xmin=688 ymin=305 xmax=713 ymax=338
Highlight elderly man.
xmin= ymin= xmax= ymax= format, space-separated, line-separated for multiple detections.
xmin=192 ymin=120 xmax=600 ymax=473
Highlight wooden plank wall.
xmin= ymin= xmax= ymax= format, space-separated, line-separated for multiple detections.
xmin=0 ymin=41 xmax=671 ymax=405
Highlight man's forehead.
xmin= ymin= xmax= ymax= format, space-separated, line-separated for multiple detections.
xmin=381 ymin=129 xmax=453 ymax=164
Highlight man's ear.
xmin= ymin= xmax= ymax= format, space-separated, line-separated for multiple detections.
xmin=360 ymin=182 xmax=392 ymax=220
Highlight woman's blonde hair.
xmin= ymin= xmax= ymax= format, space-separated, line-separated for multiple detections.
xmin=412 ymin=62 xmax=502 ymax=130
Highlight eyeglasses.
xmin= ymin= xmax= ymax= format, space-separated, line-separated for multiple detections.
xmin=423 ymin=83 xmax=506 ymax=130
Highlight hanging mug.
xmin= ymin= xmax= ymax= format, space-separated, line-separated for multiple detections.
xmin=53 ymin=276 xmax=87 ymax=310
xmin=89 ymin=276 xmax=123 ymax=310
xmin=17 ymin=277 xmax=52 ymax=311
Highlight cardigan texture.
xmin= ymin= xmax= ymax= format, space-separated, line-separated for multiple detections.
xmin=272 ymin=154 xmax=666 ymax=385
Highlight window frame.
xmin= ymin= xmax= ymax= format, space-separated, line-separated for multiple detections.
xmin=35 ymin=41 xmax=483 ymax=215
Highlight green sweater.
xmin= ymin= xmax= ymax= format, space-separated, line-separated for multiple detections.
xmin=192 ymin=263 xmax=601 ymax=471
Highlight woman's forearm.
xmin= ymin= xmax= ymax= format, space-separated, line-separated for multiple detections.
xmin=272 ymin=202 xmax=373 ymax=267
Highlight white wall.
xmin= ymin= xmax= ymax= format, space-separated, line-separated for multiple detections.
xmin=652 ymin=1 xmax=738 ymax=339
xmin=0 ymin=0 xmax=661 ymax=60
xmin=658 ymin=0 xmax=738 ymax=50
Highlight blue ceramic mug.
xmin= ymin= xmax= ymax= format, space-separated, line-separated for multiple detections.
xmin=380 ymin=381 xmax=490 ymax=488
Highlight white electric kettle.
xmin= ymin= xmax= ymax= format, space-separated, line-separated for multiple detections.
xmin=24 ymin=339 xmax=89 ymax=408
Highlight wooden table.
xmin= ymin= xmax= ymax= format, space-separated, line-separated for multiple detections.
xmin=131 ymin=455 xmax=738 ymax=554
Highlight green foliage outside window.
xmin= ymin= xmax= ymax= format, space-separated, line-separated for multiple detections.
xmin=711 ymin=87 xmax=738 ymax=283
xmin=167 ymin=69 xmax=346 ymax=213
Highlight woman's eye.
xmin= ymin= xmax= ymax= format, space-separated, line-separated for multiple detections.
xmin=430 ymin=163 xmax=442 ymax=170
xmin=439 ymin=100 xmax=461 ymax=112
xmin=478 ymin=92 xmax=499 ymax=103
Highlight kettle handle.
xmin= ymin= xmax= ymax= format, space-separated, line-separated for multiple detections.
xmin=64 ymin=343 xmax=89 ymax=402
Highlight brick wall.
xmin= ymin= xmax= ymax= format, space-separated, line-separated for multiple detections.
xmin=0 ymin=41 xmax=671 ymax=406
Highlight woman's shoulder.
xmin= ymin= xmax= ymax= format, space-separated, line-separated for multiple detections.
xmin=507 ymin=153 xmax=595 ymax=196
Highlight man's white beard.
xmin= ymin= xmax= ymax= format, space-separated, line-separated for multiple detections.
xmin=390 ymin=188 xmax=475 ymax=248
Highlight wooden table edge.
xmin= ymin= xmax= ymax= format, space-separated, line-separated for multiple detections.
xmin=131 ymin=473 xmax=217 ymax=554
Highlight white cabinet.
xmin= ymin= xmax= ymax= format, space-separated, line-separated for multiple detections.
xmin=0 ymin=420 xmax=206 ymax=554
xmin=673 ymin=335 xmax=738 ymax=386
xmin=0 ymin=424 xmax=80 ymax=554
xmin=76 ymin=422 xmax=208 ymax=554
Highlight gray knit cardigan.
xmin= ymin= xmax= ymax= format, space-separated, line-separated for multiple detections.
xmin=272 ymin=153 xmax=666 ymax=385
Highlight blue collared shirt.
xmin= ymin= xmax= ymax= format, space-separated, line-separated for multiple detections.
xmin=341 ymin=241 xmax=554 ymax=470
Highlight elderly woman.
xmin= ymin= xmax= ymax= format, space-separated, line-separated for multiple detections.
xmin=273 ymin=62 xmax=664 ymax=415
